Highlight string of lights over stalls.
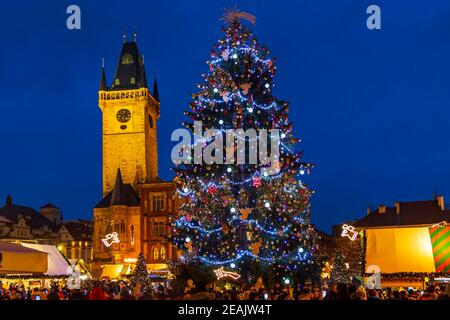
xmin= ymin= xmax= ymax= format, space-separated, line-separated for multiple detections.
xmin=170 ymin=15 xmax=320 ymax=280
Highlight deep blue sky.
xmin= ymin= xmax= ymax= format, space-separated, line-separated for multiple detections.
xmin=1 ymin=0 xmax=450 ymax=233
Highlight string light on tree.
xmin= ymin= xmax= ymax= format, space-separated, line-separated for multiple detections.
xmin=171 ymin=9 xmax=319 ymax=285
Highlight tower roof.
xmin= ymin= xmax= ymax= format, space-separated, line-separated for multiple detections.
xmin=110 ymin=41 xmax=147 ymax=90
xmin=99 ymin=63 xmax=107 ymax=90
xmin=153 ymin=75 xmax=160 ymax=102
xmin=95 ymin=169 xmax=140 ymax=208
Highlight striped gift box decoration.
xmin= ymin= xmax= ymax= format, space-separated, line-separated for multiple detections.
xmin=429 ymin=226 xmax=450 ymax=273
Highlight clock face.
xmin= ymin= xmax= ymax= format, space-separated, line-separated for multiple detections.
xmin=116 ymin=109 xmax=131 ymax=123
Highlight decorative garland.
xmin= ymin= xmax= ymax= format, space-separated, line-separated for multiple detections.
xmin=0 ymin=275 xmax=69 ymax=280
xmin=363 ymin=272 xmax=450 ymax=280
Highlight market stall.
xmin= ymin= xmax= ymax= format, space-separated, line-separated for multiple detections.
xmin=0 ymin=241 xmax=48 ymax=274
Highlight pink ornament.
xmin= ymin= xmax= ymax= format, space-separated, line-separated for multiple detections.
xmin=252 ymin=177 xmax=262 ymax=188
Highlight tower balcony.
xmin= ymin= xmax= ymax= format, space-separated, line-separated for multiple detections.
xmin=98 ymin=88 xmax=159 ymax=114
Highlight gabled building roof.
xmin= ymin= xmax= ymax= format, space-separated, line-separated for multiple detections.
xmin=40 ymin=203 xmax=58 ymax=209
xmin=95 ymin=169 xmax=140 ymax=208
xmin=354 ymin=197 xmax=449 ymax=228
xmin=0 ymin=196 xmax=56 ymax=230
xmin=59 ymin=220 xmax=93 ymax=241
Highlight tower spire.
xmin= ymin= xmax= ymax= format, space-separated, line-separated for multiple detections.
xmin=140 ymin=63 xmax=148 ymax=88
xmin=153 ymin=72 xmax=160 ymax=102
xmin=99 ymin=58 xmax=107 ymax=90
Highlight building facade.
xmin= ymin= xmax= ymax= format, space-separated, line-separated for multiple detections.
xmin=0 ymin=196 xmax=94 ymax=265
xmin=57 ymin=220 xmax=93 ymax=263
xmin=92 ymin=37 xmax=178 ymax=277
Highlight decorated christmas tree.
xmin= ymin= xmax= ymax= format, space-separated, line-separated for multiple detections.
xmin=330 ymin=250 xmax=352 ymax=284
xmin=171 ymin=10 xmax=319 ymax=285
xmin=129 ymin=252 xmax=151 ymax=292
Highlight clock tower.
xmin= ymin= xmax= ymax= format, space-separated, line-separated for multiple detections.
xmin=92 ymin=36 xmax=179 ymax=276
xmin=98 ymin=38 xmax=160 ymax=195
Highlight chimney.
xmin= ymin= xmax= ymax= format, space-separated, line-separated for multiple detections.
xmin=438 ymin=196 xmax=444 ymax=211
xmin=367 ymin=207 xmax=371 ymax=216
xmin=5 ymin=195 xmax=12 ymax=206
xmin=378 ymin=205 xmax=386 ymax=214
xmin=395 ymin=202 xmax=401 ymax=215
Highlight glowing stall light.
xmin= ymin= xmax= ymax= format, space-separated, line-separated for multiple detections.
xmin=214 ymin=267 xmax=241 ymax=280
xmin=102 ymin=232 xmax=120 ymax=247
xmin=341 ymin=224 xmax=358 ymax=241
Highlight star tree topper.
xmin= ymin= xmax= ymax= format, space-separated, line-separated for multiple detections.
xmin=220 ymin=6 xmax=256 ymax=26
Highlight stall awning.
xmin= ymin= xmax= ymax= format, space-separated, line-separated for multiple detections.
xmin=147 ymin=263 xmax=167 ymax=272
xmin=20 ymin=243 xmax=71 ymax=276
xmin=0 ymin=241 xmax=48 ymax=274
xmin=101 ymin=264 xmax=124 ymax=279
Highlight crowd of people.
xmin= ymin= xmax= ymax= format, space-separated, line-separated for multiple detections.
xmin=0 ymin=279 xmax=449 ymax=300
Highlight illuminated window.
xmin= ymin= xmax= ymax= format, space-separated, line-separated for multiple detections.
xmin=120 ymin=220 xmax=125 ymax=234
xmin=152 ymin=194 xmax=166 ymax=212
xmin=121 ymin=53 xmax=134 ymax=64
xmin=153 ymin=247 xmax=159 ymax=260
xmin=115 ymin=79 xmax=120 ymax=85
xmin=160 ymin=247 xmax=166 ymax=260
xmin=153 ymin=221 xmax=165 ymax=237
xmin=130 ymin=225 xmax=135 ymax=245
xmin=130 ymin=77 xmax=136 ymax=84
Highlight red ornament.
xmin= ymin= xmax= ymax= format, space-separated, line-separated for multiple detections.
xmin=186 ymin=215 xmax=192 ymax=222
xmin=252 ymin=177 xmax=262 ymax=188
xmin=207 ymin=185 xmax=218 ymax=194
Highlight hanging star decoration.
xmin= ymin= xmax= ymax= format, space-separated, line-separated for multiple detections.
xmin=214 ymin=267 xmax=241 ymax=280
xmin=220 ymin=6 xmax=256 ymax=26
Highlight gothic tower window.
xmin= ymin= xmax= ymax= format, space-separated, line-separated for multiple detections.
xmin=160 ymin=247 xmax=166 ymax=260
xmin=153 ymin=247 xmax=159 ymax=260
xmin=130 ymin=225 xmax=135 ymax=245
xmin=115 ymin=79 xmax=120 ymax=86
xmin=121 ymin=53 xmax=134 ymax=64
xmin=131 ymin=77 xmax=136 ymax=84
xmin=120 ymin=220 xmax=125 ymax=235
